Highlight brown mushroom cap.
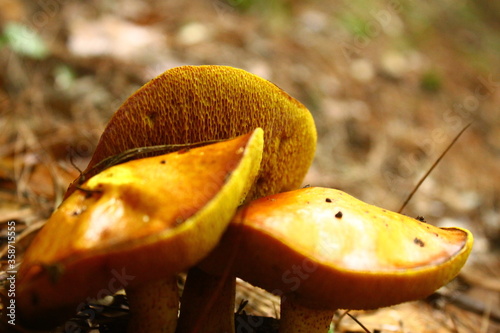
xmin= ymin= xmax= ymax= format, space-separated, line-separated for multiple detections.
xmin=66 ymin=65 xmax=317 ymax=200
xmin=201 ymin=187 xmax=473 ymax=310
xmin=16 ymin=129 xmax=264 ymax=327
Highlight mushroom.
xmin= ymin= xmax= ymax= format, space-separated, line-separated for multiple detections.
xmin=66 ymin=65 xmax=317 ymax=201
xmin=59 ymin=65 xmax=316 ymax=332
xmin=198 ymin=187 xmax=474 ymax=332
xmin=16 ymin=129 xmax=264 ymax=331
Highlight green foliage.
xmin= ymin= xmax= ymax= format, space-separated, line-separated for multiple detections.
xmin=224 ymin=0 xmax=287 ymax=13
xmin=224 ymin=0 xmax=293 ymax=34
xmin=54 ymin=65 xmax=76 ymax=90
xmin=1 ymin=22 xmax=49 ymax=59
xmin=420 ymin=70 xmax=442 ymax=92
xmin=339 ymin=13 xmax=371 ymax=38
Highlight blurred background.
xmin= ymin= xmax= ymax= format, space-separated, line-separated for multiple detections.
xmin=0 ymin=0 xmax=499 ymax=332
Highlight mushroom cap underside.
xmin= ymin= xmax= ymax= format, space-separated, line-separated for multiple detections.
xmin=67 ymin=65 xmax=316 ymax=200
xmin=201 ymin=187 xmax=473 ymax=310
xmin=16 ymin=129 xmax=264 ymax=326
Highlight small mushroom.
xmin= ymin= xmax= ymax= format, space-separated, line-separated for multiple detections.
xmin=66 ymin=65 xmax=317 ymax=201
xmin=199 ymin=187 xmax=473 ymax=332
xmin=16 ymin=129 xmax=264 ymax=331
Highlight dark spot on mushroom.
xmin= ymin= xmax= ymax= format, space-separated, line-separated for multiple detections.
xmin=416 ymin=216 xmax=426 ymax=222
xmin=255 ymin=177 xmax=266 ymax=187
xmin=325 ymin=198 xmax=332 ymax=203
xmin=335 ymin=211 xmax=343 ymax=218
xmin=71 ymin=207 xmax=86 ymax=216
xmin=414 ymin=237 xmax=425 ymax=247
xmin=146 ymin=111 xmax=158 ymax=123
xmin=177 ymin=148 xmax=190 ymax=154
xmin=42 ymin=263 xmax=65 ymax=284
xmin=31 ymin=293 xmax=39 ymax=306
xmin=160 ymin=160 xmax=166 ymax=164
xmin=382 ymin=209 xmax=387 ymax=213
xmin=223 ymin=172 xmax=233 ymax=184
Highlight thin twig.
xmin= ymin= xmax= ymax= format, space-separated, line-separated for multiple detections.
xmin=347 ymin=312 xmax=372 ymax=333
xmin=398 ymin=123 xmax=472 ymax=214
xmin=73 ymin=139 xmax=222 ymax=186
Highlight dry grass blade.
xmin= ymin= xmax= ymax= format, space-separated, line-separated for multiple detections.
xmin=72 ymin=140 xmax=223 ymax=188
xmin=346 ymin=312 xmax=372 ymax=333
xmin=398 ymin=123 xmax=472 ymax=214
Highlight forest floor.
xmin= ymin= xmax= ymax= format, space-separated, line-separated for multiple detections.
xmin=0 ymin=0 xmax=499 ymax=332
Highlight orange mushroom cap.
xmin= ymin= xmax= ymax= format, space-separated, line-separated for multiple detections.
xmin=66 ymin=65 xmax=316 ymax=201
xmin=201 ymin=187 xmax=473 ymax=310
xmin=16 ymin=129 xmax=264 ymax=327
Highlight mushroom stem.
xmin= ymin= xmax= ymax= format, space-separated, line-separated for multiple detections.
xmin=177 ymin=267 xmax=236 ymax=333
xmin=126 ymin=277 xmax=179 ymax=333
xmin=280 ymin=295 xmax=333 ymax=333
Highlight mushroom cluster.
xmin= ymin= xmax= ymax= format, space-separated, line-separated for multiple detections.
xmin=15 ymin=65 xmax=472 ymax=333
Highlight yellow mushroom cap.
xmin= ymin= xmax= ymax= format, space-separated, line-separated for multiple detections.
xmin=201 ymin=187 xmax=473 ymax=310
xmin=16 ymin=129 xmax=264 ymax=326
xmin=66 ymin=65 xmax=316 ymax=200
